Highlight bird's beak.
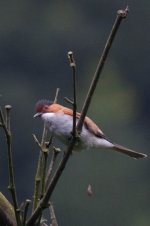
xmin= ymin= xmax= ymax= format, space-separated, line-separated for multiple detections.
xmin=34 ymin=112 xmax=42 ymax=118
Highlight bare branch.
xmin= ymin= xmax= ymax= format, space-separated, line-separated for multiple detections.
xmin=53 ymin=88 xmax=60 ymax=104
xmin=45 ymin=147 xmax=61 ymax=189
xmin=5 ymin=105 xmax=12 ymax=131
xmin=64 ymin=97 xmax=73 ymax=105
xmin=77 ymin=7 xmax=129 ymax=133
xmin=23 ymin=200 xmax=31 ymax=226
xmin=0 ymin=106 xmax=21 ymax=226
xmin=68 ymin=51 xmax=77 ymax=137
xmin=32 ymin=140 xmax=44 ymax=212
xmin=49 ymin=202 xmax=58 ymax=226
xmin=32 ymin=134 xmax=42 ymax=149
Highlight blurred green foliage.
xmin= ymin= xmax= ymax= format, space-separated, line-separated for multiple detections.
xmin=0 ymin=1 xmax=150 ymax=225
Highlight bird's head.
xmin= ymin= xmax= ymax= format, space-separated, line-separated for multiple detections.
xmin=34 ymin=99 xmax=53 ymax=118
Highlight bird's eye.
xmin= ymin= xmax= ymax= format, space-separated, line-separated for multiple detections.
xmin=43 ymin=105 xmax=49 ymax=112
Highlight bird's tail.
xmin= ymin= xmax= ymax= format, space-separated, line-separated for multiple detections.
xmin=112 ymin=143 xmax=147 ymax=159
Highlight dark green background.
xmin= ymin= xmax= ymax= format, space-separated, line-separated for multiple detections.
xmin=0 ymin=1 xmax=150 ymax=225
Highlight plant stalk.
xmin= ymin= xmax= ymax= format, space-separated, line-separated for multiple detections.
xmin=0 ymin=106 xmax=21 ymax=226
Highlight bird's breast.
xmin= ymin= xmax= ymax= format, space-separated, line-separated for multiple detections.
xmin=41 ymin=112 xmax=87 ymax=150
xmin=41 ymin=112 xmax=73 ymax=136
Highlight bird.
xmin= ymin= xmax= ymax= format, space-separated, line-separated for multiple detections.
xmin=34 ymin=99 xmax=147 ymax=159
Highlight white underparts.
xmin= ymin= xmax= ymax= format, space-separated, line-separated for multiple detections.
xmin=41 ymin=112 xmax=114 ymax=150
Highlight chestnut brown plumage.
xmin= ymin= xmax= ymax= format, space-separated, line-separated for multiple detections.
xmin=34 ymin=100 xmax=147 ymax=159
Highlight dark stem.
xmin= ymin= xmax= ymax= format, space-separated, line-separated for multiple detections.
xmin=0 ymin=106 xmax=21 ymax=226
xmin=68 ymin=51 xmax=77 ymax=137
xmin=53 ymin=88 xmax=60 ymax=104
xmin=41 ymin=150 xmax=48 ymax=196
xmin=77 ymin=6 xmax=129 ymax=133
xmin=45 ymin=147 xmax=60 ymax=189
xmin=64 ymin=97 xmax=73 ymax=105
xmin=32 ymin=127 xmax=46 ymax=212
xmin=49 ymin=202 xmax=58 ymax=226
xmin=23 ymin=200 xmax=31 ymax=226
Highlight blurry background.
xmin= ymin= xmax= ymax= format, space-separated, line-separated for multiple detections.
xmin=0 ymin=0 xmax=150 ymax=225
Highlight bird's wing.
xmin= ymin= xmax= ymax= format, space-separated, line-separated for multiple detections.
xmin=84 ymin=116 xmax=106 ymax=139
xmin=50 ymin=104 xmax=106 ymax=139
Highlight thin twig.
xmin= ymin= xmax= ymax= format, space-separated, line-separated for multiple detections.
xmin=0 ymin=106 xmax=21 ymax=226
xmin=32 ymin=89 xmax=60 ymax=212
xmin=32 ymin=124 xmax=49 ymax=226
xmin=42 ymin=88 xmax=61 ymax=190
xmin=26 ymin=7 xmax=128 ymax=226
xmin=53 ymin=88 xmax=60 ymax=104
xmin=68 ymin=51 xmax=77 ymax=137
xmin=45 ymin=147 xmax=61 ymax=189
xmin=32 ymin=136 xmax=45 ymax=212
xmin=5 ymin=105 xmax=11 ymax=131
xmin=77 ymin=6 xmax=129 ymax=133
xmin=64 ymin=97 xmax=73 ymax=105
xmin=44 ymin=88 xmax=60 ymax=150
xmin=40 ymin=125 xmax=49 ymax=196
xmin=23 ymin=200 xmax=31 ymax=226
xmin=32 ymin=134 xmax=41 ymax=149
xmin=45 ymin=151 xmax=55 ymax=189
xmin=49 ymin=202 xmax=58 ymax=226
xmin=41 ymin=125 xmax=48 ymax=148
xmin=41 ymin=149 xmax=49 ymax=196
